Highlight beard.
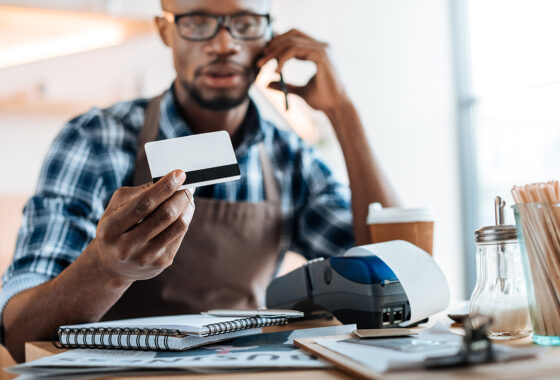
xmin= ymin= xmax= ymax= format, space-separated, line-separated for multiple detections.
xmin=180 ymin=81 xmax=249 ymax=111
xmin=179 ymin=61 xmax=257 ymax=111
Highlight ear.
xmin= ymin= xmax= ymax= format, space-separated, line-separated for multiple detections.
xmin=154 ymin=16 xmax=172 ymax=47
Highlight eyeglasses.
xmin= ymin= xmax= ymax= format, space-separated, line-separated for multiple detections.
xmin=163 ymin=11 xmax=271 ymax=41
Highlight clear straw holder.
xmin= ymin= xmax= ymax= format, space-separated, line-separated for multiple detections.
xmin=513 ymin=203 xmax=560 ymax=345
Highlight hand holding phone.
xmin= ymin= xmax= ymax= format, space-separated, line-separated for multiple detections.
xmin=256 ymin=29 xmax=349 ymax=113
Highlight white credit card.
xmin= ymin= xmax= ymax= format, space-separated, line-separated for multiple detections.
xmin=144 ymin=131 xmax=241 ymax=190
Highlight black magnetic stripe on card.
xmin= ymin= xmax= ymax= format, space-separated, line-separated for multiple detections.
xmin=152 ymin=164 xmax=240 ymax=185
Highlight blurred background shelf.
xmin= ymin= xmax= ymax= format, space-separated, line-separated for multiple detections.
xmin=0 ymin=5 xmax=155 ymax=69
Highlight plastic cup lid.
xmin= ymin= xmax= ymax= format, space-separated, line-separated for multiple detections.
xmin=367 ymin=204 xmax=436 ymax=224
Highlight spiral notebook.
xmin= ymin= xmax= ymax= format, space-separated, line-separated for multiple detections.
xmin=54 ymin=313 xmax=290 ymax=351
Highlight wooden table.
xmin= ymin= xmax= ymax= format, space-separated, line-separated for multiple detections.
xmin=22 ymin=318 xmax=560 ymax=379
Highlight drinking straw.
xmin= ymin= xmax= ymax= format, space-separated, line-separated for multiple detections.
xmin=513 ymin=187 xmax=550 ymax=334
xmin=519 ymin=203 xmax=553 ymax=334
xmin=525 ymin=184 xmax=560 ymax=334
xmin=543 ymin=185 xmax=560 ymax=336
xmin=512 ymin=181 xmax=560 ymax=336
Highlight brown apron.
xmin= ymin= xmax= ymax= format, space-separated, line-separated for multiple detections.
xmin=103 ymin=94 xmax=283 ymax=320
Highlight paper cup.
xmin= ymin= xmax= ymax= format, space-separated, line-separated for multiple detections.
xmin=367 ymin=204 xmax=435 ymax=255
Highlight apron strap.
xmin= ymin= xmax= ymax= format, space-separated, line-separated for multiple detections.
xmin=258 ymin=143 xmax=280 ymax=203
xmin=133 ymin=94 xmax=165 ymax=186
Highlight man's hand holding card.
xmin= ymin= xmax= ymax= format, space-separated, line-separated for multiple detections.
xmin=89 ymin=132 xmax=240 ymax=284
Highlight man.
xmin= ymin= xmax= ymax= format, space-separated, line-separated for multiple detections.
xmin=1 ymin=0 xmax=398 ymax=361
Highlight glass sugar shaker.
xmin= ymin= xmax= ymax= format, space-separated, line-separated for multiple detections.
xmin=468 ymin=196 xmax=531 ymax=340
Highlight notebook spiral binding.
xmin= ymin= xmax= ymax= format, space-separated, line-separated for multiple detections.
xmin=201 ymin=316 xmax=287 ymax=336
xmin=52 ymin=316 xmax=287 ymax=350
xmin=52 ymin=326 xmax=179 ymax=350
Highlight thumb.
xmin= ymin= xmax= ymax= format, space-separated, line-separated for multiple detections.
xmin=267 ymin=81 xmax=306 ymax=98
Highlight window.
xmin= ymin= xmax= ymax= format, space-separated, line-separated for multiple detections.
xmin=456 ymin=0 xmax=560 ymax=293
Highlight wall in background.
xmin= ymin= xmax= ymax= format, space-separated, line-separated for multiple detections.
xmin=0 ymin=33 xmax=173 ymax=193
xmin=269 ymin=0 xmax=463 ymax=299
xmin=0 ymin=0 xmax=463 ymax=298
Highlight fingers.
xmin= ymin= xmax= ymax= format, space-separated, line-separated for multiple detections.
xmin=267 ymin=81 xmax=307 ymax=98
xmin=119 ymin=183 xmax=153 ymax=197
xmin=259 ymin=29 xmax=316 ymax=60
xmin=122 ymin=233 xmax=184 ymax=276
xmin=256 ymin=30 xmax=328 ymax=70
xmin=186 ymin=187 xmax=196 ymax=206
xmin=101 ymin=170 xmax=185 ymax=236
xmin=262 ymin=41 xmax=328 ymax=74
xmin=104 ymin=183 xmax=153 ymax=214
xmin=279 ymin=45 xmax=326 ymax=73
xmin=152 ymin=235 xmax=184 ymax=269
xmin=134 ymin=204 xmax=195 ymax=265
xmin=126 ymin=189 xmax=193 ymax=243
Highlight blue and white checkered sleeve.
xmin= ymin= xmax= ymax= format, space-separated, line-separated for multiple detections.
xmin=290 ymin=145 xmax=355 ymax=259
xmin=0 ymin=120 xmax=105 ymax=328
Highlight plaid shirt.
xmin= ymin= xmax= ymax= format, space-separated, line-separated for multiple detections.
xmin=0 ymin=86 xmax=354 ymax=324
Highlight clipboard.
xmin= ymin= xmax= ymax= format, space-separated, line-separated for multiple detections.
xmin=294 ymin=334 xmax=380 ymax=380
xmin=294 ymin=333 xmax=552 ymax=380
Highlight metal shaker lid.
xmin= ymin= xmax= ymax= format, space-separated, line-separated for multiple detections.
xmin=475 ymin=224 xmax=517 ymax=243
xmin=474 ymin=196 xmax=518 ymax=243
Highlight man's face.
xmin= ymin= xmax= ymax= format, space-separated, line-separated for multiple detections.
xmin=158 ymin=0 xmax=271 ymax=111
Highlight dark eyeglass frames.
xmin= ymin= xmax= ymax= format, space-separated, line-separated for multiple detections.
xmin=163 ymin=11 xmax=271 ymax=41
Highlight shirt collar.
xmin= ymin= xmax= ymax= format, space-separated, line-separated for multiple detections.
xmin=158 ymin=85 xmax=266 ymax=156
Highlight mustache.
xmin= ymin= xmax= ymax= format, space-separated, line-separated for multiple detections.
xmin=194 ymin=59 xmax=252 ymax=77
